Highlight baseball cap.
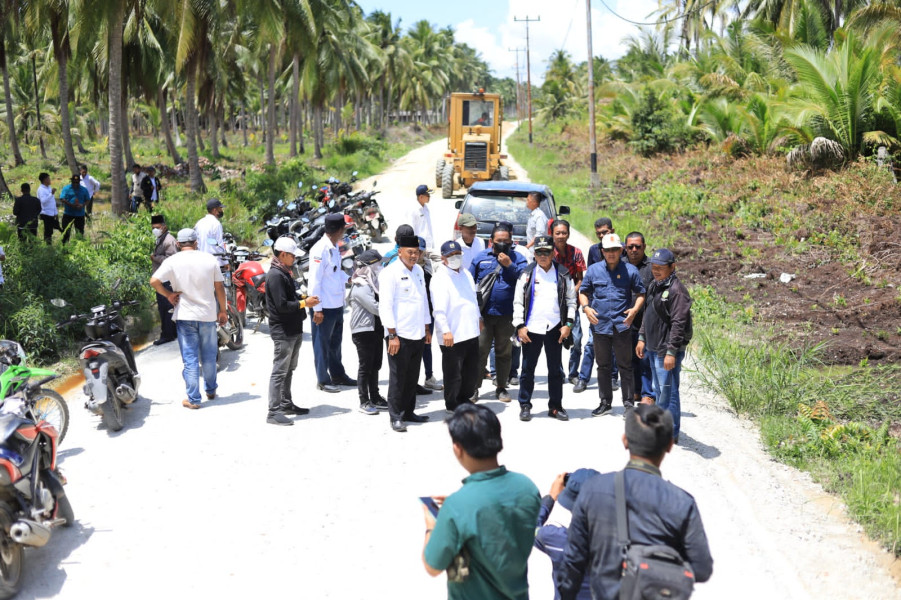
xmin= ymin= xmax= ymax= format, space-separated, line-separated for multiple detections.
xmin=324 ymin=213 xmax=345 ymax=233
xmin=601 ymin=233 xmax=622 ymax=249
xmin=206 ymin=198 xmax=224 ymax=211
xmin=557 ymin=468 xmax=600 ymax=511
xmin=495 ymin=220 xmax=513 ymax=232
xmin=441 ymin=240 xmax=462 ymax=256
xmin=457 ymin=213 xmax=478 ymax=227
xmin=356 ymin=249 xmax=382 ymax=266
xmin=417 ymin=236 xmax=427 ymax=251
xmin=415 ymin=184 xmax=433 ymax=196
xmin=395 ymin=224 xmax=415 ymax=238
xmin=533 ymin=236 xmax=553 ymax=252
xmin=176 ymin=228 xmax=197 ymax=243
xmin=650 ymin=248 xmax=676 ymax=265
xmin=273 ymin=236 xmax=300 ymax=255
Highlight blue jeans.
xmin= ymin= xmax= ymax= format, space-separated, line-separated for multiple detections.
xmin=312 ymin=308 xmax=349 ymax=385
xmin=648 ymin=349 xmax=684 ymax=440
xmin=632 ymin=328 xmax=655 ymax=400
xmin=567 ymin=310 xmax=583 ymax=380
xmin=176 ymin=320 xmax=218 ymax=405
xmin=578 ymin=333 xmax=619 ymax=382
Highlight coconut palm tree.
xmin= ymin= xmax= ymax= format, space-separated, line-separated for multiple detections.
xmin=0 ymin=0 xmax=25 ymax=166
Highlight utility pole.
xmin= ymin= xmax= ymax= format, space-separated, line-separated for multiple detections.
xmin=586 ymin=0 xmax=600 ymax=188
xmin=508 ymin=48 xmax=524 ymax=121
xmin=514 ymin=15 xmax=539 ymax=144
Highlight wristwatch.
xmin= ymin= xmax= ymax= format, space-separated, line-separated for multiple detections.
xmin=387 ymin=333 xmax=398 ymax=340
xmin=564 ymin=321 xmax=574 ymax=328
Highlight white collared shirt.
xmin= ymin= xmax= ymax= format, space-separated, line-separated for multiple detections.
xmin=80 ymin=174 xmax=100 ymax=198
xmin=194 ymin=213 xmax=226 ymax=266
xmin=430 ymin=264 xmax=480 ymax=344
xmin=526 ymin=264 xmax=561 ymax=334
xmin=379 ymin=259 xmax=430 ymax=339
xmin=308 ymin=235 xmax=348 ymax=310
xmin=38 ymin=184 xmax=57 ymax=216
xmin=458 ymin=235 xmax=485 ymax=271
xmin=149 ymin=177 xmax=159 ymax=201
xmin=409 ymin=202 xmax=434 ymax=250
xmin=526 ymin=207 xmax=548 ymax=243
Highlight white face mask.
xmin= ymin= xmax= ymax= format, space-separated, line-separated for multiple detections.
xmin=445 ymin=255 xmax=463 ymax=271
xmin=152 ymin=228 xmax=163 ymax=238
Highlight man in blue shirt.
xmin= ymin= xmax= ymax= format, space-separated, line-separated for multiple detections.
xmin=579 ymin=233 xmax=645 ymax=417
xmin=60 ymin=173 xmax=90 ymax=244
xmin=470 ymin=225 xmax=527 ymax=402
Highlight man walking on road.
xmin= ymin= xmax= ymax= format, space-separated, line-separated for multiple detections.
xmin=309 ymin=213 xmax=356 ymax=393
xmin=379 ymin=235 xmax=431 ymax=432
xmin=579 ymin=233 xmax=645 ymax=417
xmin=551 ymin=220 xmax=586 ymax=384
xmin=431 ymin=241 xmax=482 ymax=413
xmin=150 ymin=229 xmax=227 ymax=410
xmin=37 ymin=173 xmax=61 ymax=244
xmin=456 ymin=213 xmax=484 ymax=271
xmin=525 ymin=191 xmax=548 ymax=249
xmin=624 ymin=232 xmax=655 ymax=404
xmin=195 ymin=198 xmax=227 ymax=267
xmin=556 ymin=404 xmax=713 ymax=599
xmin=151 ymin=215 xmax=179 ymax=345
xmin=265 ymin=236 xmax=321 ymax=426
xmin=637 ymin=249 xmax=693 ymax=443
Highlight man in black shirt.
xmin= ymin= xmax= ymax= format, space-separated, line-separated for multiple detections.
xmin=13 ymin=183 xmax=41 ymax=240
xmin=265 ymin=236 xmax=320 ymax=426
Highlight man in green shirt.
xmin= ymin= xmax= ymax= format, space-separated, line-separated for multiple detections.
xmin=422 ymin=404 xmax=541 ymax=599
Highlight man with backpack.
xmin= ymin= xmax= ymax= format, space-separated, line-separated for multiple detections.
xmin=556 ymin=404 xmax=713 ymax=599
xmin=636 ymin=249 xmax=692 ymax=443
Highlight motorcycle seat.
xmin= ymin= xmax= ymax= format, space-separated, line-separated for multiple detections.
xmin=251 ymin=273 xmax=267 ymax=289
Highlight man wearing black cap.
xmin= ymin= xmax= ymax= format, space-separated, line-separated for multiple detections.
xmin=556 ymin=405 xmax=713 ymax=599
xmin=410 ymin=185 xmax=435 ymax=255
xmin=195 ymin=198 xmax=227 ymax=267
xmin=636 ymin=249 xmax=692 ymax=443
xmin=430 ymin=240 xmax=482 ymax=413
xmin=512 ymin=235 xmax=576 ymax=421
xmin=378 ymin=234 xmax=431 ymax=432
xmin=151 ymin=215 xmax=179 ymax=345
xmin=309 ymin=212 xmax=356 ymax=393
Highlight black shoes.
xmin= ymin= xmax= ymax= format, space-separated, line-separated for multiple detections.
xmin=283 ymin=404 xmax=310 ymax=416
xmin=317 ymin=383 xmax=340 ymax=393
xmin=391 ymin=419 xmax=407 ymax=432
xmin=591 ymin=403 xmax=612 ymax=417
xmin=519 ymin=404 xmax=532 ymax=421
xmin=573 ymin=379 xmax=587 ymax=393
xmin=371 ymin=396 xmax=389 ymax=411
xmin=333 ymin=376 xmax=357 ymax=387
xmin=153 ymin=337 xmax=175 ymax=346
xmin=267 ymin=413 xmax=294 ymax=426
xmin=358 ymin=402 xmax=378 ymax=415
xmin=416 ymin=384 xmax=432 ymax=395
xmin=549 ymin=407 xmax=569 ymax=421
xmin=405 ymin=413 xmax=430 ymax=423
xmin=495 ymin=388 xmax=511 ymax=402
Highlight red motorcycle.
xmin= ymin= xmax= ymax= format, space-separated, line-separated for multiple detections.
xmin=232 ymin=257 xmax=268 ymax=328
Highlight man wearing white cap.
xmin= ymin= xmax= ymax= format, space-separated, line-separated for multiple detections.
xmin=150 ymin=228 xmax=227 ymax=410
xmin=265 ymin=236 xmax=321 ymax=425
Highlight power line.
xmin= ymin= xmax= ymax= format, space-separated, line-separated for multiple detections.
xmin=559 ymin=0 xmax=581 ymax=51
xmin=595 ymin=0 xmax=719 ymax=27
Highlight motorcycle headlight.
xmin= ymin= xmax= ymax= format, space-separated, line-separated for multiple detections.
xmin=341 ymin=257 xmax=354 ymax=269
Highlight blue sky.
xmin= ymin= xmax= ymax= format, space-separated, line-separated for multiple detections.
xmin=354 ymin=0 xmax=658 ymax=82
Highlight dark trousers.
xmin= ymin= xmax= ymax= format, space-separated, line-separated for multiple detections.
xmin=41 ymin=214 xmax=61 ymax=244
xmin=61 ymin=214 xmax=85 ymax=243
xmin=16 ymin=225 xmax=38 ymax=241
xmin=352 ymin=329 xmax=383 ymax=403
xmin=478 ymin=315 xmax=514 ymax=390
xmin=567 ymin=309 xmax=583 ymax=379
xmin=440 ymin=337 xmax=480 ymax=411
xmin=311 ymin=307 xmax=349 ymax=385
xmin=518 ymin=325 xmax=565 ymax=410
xmin=86 ymin=196 xmax=94 ymax=216
xmin=632 ymin=328 xmax=655 ymax=400
xmin=268 ymin=334 xmax=303 ymax=417
xmin=156 ymin=282 xmax=177 ymax=341
xmin=387 ymin=336 xmax=424 ymax=421
xmin=594 ymin=330 xmax=634 ymax=408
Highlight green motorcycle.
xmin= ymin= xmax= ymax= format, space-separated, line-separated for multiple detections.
xmin=0 ymin=341 xmax=69 ymax=443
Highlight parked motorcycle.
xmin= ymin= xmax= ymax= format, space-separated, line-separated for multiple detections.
xmin=0 ymin=341 xmax=69 ymax=443
xmin=0 ymin=390 xmax=73 ymax=599
xmin=347 ymin=180 xmax=387 ymax=241
xmin=53 ymin=292 xmax=141 ymax=433
xmin=232 ymin=253 xmax=268 ymax=328
xmin=208 ymin=240 xmax=245 ymax=352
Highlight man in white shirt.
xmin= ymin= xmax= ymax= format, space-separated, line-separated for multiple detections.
xmin=150 ymin=228 xmax=227 ymax=410
xmin=456 ymin=212 xmax=485 ymax=271
xmin=430 ymin=241 xmax=483 ymax=413
xmin=309 ymin=213 xmax=355 ymax=393
xmin=410 ymin=184 xmax=435 ymax=252
xmin=525 ymin=191 xmax=548 ymax=249
xmin=512 ymin=235 xmax=576 ymax=422
xmin=79 ymin=164 xmax=100 ymax=218
xmin=147 ymin=166 xmax=161 ymax=203
xmin=131 ymin=163 xmax=148 ymax=212
xmin=37 ymin=172 xmax=61 ymax=244
xmin=194 ymin=198 xmax=227 ymax=267
xmin=379 ymin=234 xmax=432 ymax=432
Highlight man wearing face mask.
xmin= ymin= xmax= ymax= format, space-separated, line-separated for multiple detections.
xmin=151 ymin=215 xmax=179 ymax=345
xmin=431 ymin=241 xmax=483 ymax=413
xmin=194 ymin=198 xmax=227 ymax=268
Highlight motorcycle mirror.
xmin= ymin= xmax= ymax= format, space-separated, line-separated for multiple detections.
xmin=263 ymin=239 xmax=274 ymax=247
xmin=277 ymin=199 xmax=284 ymax=208
xmin=50 ymin=298 xmax=68 ymax=308
xmin=298 ymin=181 xmax=304 ymax=188
xmin=312 ymin=184 xmax=318 ymax=191
xmin=328 ymin=199 xmax=336 ymax=209
xmin=372 ymin=180 xmax=377 ymax=188
xmin=287 ymin=203 xmax=296 ymax=211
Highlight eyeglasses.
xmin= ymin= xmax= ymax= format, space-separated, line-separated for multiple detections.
xmin=626 ymin=244 xmax=643 ymax=250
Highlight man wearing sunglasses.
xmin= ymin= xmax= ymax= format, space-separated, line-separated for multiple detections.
xmin=624 ymin=232 xmax=655 ymax=405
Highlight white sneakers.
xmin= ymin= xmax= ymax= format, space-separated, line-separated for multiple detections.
xmin=424 ymin=377 xmax=444 ymax=391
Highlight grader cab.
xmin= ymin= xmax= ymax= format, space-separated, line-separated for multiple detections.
xmin=435 ymin=91 xmax=510 ymax=199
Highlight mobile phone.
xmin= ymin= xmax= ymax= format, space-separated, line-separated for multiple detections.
xmin=419 ymin=496 xmax=440 ymax=518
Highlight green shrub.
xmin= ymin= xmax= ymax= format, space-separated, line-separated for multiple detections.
xmin=629 ymin=89 xmax=693 ymax=156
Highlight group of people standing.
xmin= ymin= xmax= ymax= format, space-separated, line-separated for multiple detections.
xmin=12 ymin=165 xmax=101 ymax=243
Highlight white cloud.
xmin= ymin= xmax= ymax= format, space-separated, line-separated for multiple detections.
xmin=455 ymin=0 xmax=660 ymax=83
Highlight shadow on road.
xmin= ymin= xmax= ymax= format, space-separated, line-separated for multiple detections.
xmin=201 ymin=391 xmax=261 ymax=409
xmin=678 ymin=432 xmax=721 ymax=459
xmin=56 ymin=447 xmax=85 ymax=464
xmin=305 ymin=404 xmax=352 ymax=419
xmin=16 ymin=521 xmax=95 ymax=600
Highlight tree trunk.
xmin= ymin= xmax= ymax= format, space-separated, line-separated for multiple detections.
xmin=196 ymin=112 xmax=206 ymax=152
xmin=378 ymin=78 xmax=385 ymax=129
xmin=0 ymin=164 xmax=9 ymax=199
xmin=108 ymin=0 xmax=126 ymax=214
xmin=289 ymin=53 xmax=300 ymax=158
xmin=171 ymin=89 xmax=182 ymax=147
xmin=121 ymin=92 xmax=135 ymax=169
xmin=384 ymin=77 xmax=393 ymax=128
xmin=184 ymin=59 xmax=205 ymax=193
xmin=159 ymin=87 xmax=182 ymax=164
xmin=210 ymin=101 xmax=220 ymax=159
xmin=298 ymin=99 xmax=305 ymax=154
xmin=220 ymin=102 xmax=228 ymax=147
xmin=313 ymin=102 xmax=323 ymax=159
xmin=265 ymin=44 xmax=278 ymax=166
xmin=241 ymin=102 xmax=248 ymax=147
xmin=50 ymin=12 xmax=78 ymax=174
xmin=0 ymin=36 xmax=24 ymax=166
xmin=31 ymin=55 xmax=47 ymax=159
